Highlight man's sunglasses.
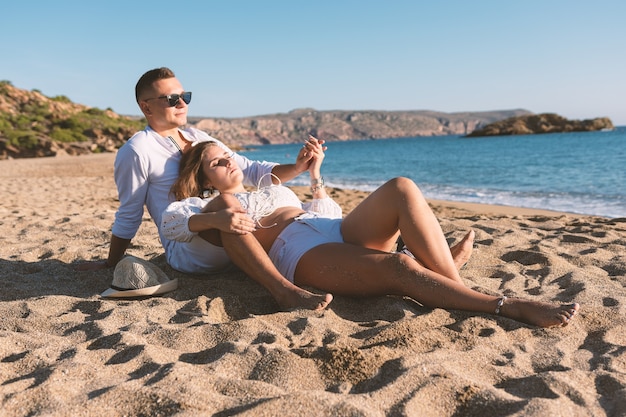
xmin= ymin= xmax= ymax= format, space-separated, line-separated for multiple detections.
xmin=144 ymin=91 xmax=192 ymax=107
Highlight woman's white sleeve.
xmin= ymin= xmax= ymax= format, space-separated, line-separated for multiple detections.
xmin=161 ymin=197 xmax=207 ymax=242
xmin=302 ymin=197 xmax=343 ymax=219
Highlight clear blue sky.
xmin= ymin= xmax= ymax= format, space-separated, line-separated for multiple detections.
xmin=3 ymin=1 xmax=625 ymax=124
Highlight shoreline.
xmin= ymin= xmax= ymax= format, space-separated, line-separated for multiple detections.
xmin=427 ymin=198 xmax=584 ymax=217
xmin=0 ymin=153 xmax=605 ymax=219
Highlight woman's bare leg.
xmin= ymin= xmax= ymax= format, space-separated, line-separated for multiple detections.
xmin=450 ymin=230 xmax=475 ymax=270
xmin=220 ymin=232 xmax=332 ymax=311
xmin=295 ymin=243 xmax=578 ymax=328
xmin=403 ymin=230 xmax=475 ymax=271
xmin=200 ymin=194 xmax=332 ymax=311
xmin=342 ymin=177 xmax=465 ymax=284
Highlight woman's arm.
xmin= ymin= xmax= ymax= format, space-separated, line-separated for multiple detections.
xmin=301 ymin=136 xmax=342 ymax=218
xmin=161 ymin=197 xmax=256 ymax=242
xmin=306 ymin=135 xmax=329 ymax=199
xmin=189 ymin=206 xmax=256 ymax=234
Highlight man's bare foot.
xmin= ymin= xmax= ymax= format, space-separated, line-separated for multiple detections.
xmin=497 ymin=297 xmax=579 ymax=328
xmin=277 ymin=289 xmax=333 ymax=312
xmin=450 ymin=230 xmax=475 ymax=270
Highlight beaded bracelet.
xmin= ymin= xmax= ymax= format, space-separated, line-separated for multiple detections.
xmin=494 ymin=296 xmax=507 ymax=314
xmin=310 ymin=176 xmax=324 ymax=192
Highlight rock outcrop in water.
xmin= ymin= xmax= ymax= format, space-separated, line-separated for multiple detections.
xmin=465 ymin=113 xmax=613 ymax=137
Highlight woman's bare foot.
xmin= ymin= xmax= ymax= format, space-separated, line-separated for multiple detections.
xmin=276 ymin=289 xmax=333 ymax=312
xmin=497 ymin=297 xmax=579 ymax=328
xmin=450 ymin=230 xmax=475 ymax=270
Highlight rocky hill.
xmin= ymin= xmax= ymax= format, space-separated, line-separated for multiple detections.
xmin=190 ymin=108 xmax=532 ymax=147
xmin=1 ymin=82 xmax=533 ymax=159
xmin=0 ymin=81 xmax=144 ymax=159
xmin=466 ymin=113 xmax=614 ymax=137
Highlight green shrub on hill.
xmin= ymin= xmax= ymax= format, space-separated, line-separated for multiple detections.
xmin=0 ymin=80 xmax=12 ymax=93
xmin=50 ymin=127 xmax=87 ymax=143
xmin=5 ymin=130 xmax=40 ymax=149
xmin=1 ymin=82 xmax=145 ymax=157
xmin=51 ymin=95 xmax=72 ymax=103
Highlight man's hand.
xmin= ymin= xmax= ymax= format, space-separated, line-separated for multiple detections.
xmin=295 ymin=136 xmax=327 ymax=173
xmin=295 ymin=144 xmax=314 ymax=173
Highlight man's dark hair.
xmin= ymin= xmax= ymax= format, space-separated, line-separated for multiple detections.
xmin=135 ymin=67 xmax=175 ymax=102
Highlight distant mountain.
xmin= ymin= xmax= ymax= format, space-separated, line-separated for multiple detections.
xmin=2 ymin=81 xmax=533 ymax=159
xmin=189 ymin=108 xmax=532 ymax=147
xmin=466 ymin=113 xmax=614 ymax=137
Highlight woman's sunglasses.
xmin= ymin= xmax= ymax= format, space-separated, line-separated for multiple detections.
xmin=145 ymin=91 xmax=192 ymax=107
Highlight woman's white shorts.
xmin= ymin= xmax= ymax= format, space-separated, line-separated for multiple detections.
xmin=268 ymin=215 xmax=344 ymax=282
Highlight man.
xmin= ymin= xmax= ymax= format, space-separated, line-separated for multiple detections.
xmin=79 ymin=68 xmax=327 ymax=303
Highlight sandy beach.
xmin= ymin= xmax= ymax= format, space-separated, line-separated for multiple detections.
xmin=1 ymin=152 xmax=625 ymax=416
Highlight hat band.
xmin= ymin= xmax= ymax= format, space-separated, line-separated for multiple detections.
xmin=109 ymin=285 xmax=135 ymax=292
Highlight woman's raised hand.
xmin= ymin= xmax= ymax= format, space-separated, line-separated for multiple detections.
xmin=304 ymin=135 xmax=326 ymax=177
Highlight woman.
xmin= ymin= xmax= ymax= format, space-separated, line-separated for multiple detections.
xmin=162 ymin=137 xmax=579 ymax=328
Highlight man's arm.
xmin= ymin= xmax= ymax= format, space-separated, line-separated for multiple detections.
xmin=270 ymin=137 xmax=326 ymax=183
xmin=74 ymin=234 xmax=130 ymax=271
xmin=270 ymin=163 xmax=306 ymax=184
xmin=106 ymin=234 xmax=131 ymax=266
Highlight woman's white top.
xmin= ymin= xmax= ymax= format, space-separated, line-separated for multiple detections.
xmin=161 ymin=185 xmax=342 ymax=242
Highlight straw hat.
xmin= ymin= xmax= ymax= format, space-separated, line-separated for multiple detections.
xmin=100 ymin=255 xmax=178 ymax=298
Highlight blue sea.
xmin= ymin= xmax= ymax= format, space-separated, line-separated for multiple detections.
xmin=240 ymin=127 xmax=626 ymax=218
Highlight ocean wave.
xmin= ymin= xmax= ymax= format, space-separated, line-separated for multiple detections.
xmin=242 ymin=130 xmax=626 ymax=218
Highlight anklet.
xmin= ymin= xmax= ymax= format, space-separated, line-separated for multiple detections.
xmin=495 ymin=296 xmax=507 ymax=315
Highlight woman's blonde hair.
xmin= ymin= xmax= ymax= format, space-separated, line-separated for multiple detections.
xmin=171 ymin=141 xmax=220 ymax=200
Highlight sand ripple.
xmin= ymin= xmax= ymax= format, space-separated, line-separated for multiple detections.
xmin=1 ymin=154 xmax=625 ymax=416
